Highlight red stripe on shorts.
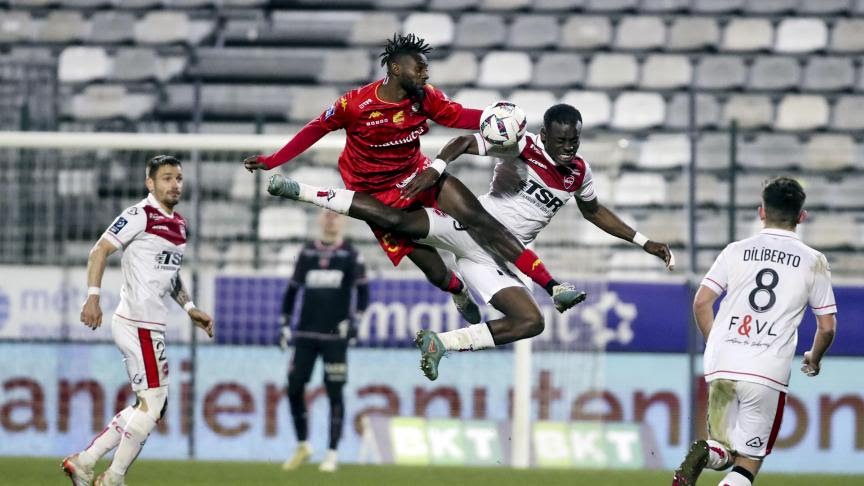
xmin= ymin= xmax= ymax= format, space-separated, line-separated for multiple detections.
xmin=138 ymin=328 xmax=160 ymax=388
xmin=765 ymin=392 xmax=786 ymax=455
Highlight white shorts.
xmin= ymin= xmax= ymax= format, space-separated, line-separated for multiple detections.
xmin=707 ymin=379 xmax=786 ymax=458
xmin=417 ymin=208 xmax=525 ymax=303
xmin=112 ymin=317 xmax=170 ymax=391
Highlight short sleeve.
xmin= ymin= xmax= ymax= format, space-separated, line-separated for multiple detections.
xmin=809 ymin=253 xmax=837 ymax=315
xmin=576 ymin=161 xmax=597 ymax=202
xmin=701 ymin=246 xmax=731 ymax=295
xmin=102 ymin=206 xmax=147 ymax=249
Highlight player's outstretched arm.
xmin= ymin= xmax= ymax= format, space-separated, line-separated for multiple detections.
xmin=693 ymin=285 xmax=719 ymax=341
xmin=400 ymin=135 xmax=478 ymax=200
xmin=170 ymin=273 xmax=214 ymax=338
xmin=243 ymin=118 xmax=333 ymax=172
xmin=576 ymin=198 xmax=674 ymax=270
xmin=802 ymin=313 xmax=836 ymax=377
xmin=80 ymin=238 xmax=119 ymax=330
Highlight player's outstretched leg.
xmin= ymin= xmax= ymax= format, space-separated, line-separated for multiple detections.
xmin=672 ymin=439 xmax=709 ymax=486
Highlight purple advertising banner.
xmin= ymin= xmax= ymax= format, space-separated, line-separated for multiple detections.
xmin=214 ymin=278 xmax=862 ymax=356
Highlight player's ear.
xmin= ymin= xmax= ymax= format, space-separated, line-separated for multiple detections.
xmin=539 ymin=126 xmax=546 ymax=143
xmin=757 ymin=205 xmax=765 ymax=221
xmin=798 ymin=210 xmax=808 ymax=224
xmin=145 ymin=176 xmax=154 ymax=193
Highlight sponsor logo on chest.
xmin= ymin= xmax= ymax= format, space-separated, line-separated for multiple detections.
xmin=518 ymin=178 xmax=565 ymax=213
xmin=305 ymin=269 xmax=344 ymax=288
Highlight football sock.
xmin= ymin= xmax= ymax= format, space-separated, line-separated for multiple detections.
xmin=296 ymin=183 xmax=354 ymax=215
xmin=444 ymin=272 xmax=464 ymax=295
xmin=438 ymin=323 xmax=496 ymax=351
xmin=719 ymin=466 xmax=754 ymax=486
xmin=514 ymin=249 xmax=556 ymax=293
xmin=79 ymin=406 xmax=135 ymax=466
xmin=706 ymin=439 xmax=733 ymax=470
xmin=109 ymin=409 xmax=157 ymax=476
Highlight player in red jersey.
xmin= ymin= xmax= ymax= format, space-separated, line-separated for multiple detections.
xmin=245 ymin=33 xmax=586 ymax=319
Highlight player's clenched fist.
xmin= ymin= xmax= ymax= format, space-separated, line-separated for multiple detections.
xmin=80 ymin=295 xmax=103 ymax=330
xmin=644 ymin=240 xmax=675 ymax=271
xmin=189 ymin=308 xmax=215 ymax=338
xmin=243 ymin=155 xmax=268 ymax=172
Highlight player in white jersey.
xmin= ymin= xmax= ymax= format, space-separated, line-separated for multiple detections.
xmin=62 ymin=155 xmax=214 ymax=486
xmin=672 ymin=177 xmax=837 ymax=486
xmin=267 ymin=104 xmax=673 ymax=380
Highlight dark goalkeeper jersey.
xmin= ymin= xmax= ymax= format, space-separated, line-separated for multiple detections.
xmin=282 ymin=239 xmax=369 ymax=336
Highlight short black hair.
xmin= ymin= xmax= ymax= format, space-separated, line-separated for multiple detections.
xmin=543 ymin=104 xmax=583 ymax=129
xmin=379 ymin=33 xmax=432 ymax=70
xmin=146 ymin=155 xmax=181 ymax=179
xmin=762 ymin=176 xmax=806 ymax=227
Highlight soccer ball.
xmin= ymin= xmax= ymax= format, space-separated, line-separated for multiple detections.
xmin=479 ymin=101 xmax=527 ymax=147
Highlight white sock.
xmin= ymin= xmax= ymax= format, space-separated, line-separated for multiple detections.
xmin=719 ymin=470 xmax=752 ymax=486
xmin=297 ymin=183 xmax=354 ymax=214
xmin=79 ymin=407 xmax=135 ymax=466
xmin=108 ymin=410 xmax=157 ymax=476
xmin=706 ymin=439 xmax=732 ymax=470
xmin=438 ymin=324 xmax=496 ymax=351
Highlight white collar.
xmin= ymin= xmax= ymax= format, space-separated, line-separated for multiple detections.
xmin=147 ymin=193 xmax=174 ymax=217
xmin=760 ymin=227 xmax=799 ymax=240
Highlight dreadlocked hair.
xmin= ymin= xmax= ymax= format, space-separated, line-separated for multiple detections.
xmin=379 ymin=33 xmax=432 ymax=69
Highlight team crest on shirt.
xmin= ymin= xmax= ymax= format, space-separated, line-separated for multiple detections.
xmin=393 ymin=110 xmax=405 ymax=124
xmin=563 ymin=175 xmax=575 ymax=189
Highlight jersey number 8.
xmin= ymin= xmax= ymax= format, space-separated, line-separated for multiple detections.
xmin=748 ymin=268 xmax=779 ymax=313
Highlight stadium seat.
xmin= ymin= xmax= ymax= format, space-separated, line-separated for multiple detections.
xmin=200 ymin=202 xmax=253 ymax=238
xmin=775 ymin=18 xmax=828 ymax=53
xmin=159 ymin=84 xmax=294 ymax=118
xmin=454 ymin=14 xmax=506 ymax=48
xmin=134 ymin=11 xmax=190 ymax=45
xmin=288 ymin=86 xmax=340 ymax=122
xmin=478 ymin=51 xmax=532 ymax=88
xmin=560 ymin=90 xmax=611 ymax=127
xmin=612 ymin=92 xmax=665 ymax=130
xmin=191 ymin=48 xmax=322 ymax=81
xmin=827 ymin=176 xmax=864 ymax=207
xmin=722 ymin=95 xmax=774 ymax=129
xmin=403 ymin=13 xmax=453 ymax=47
xmin=799 ymin=0 xmax=853 ymax=14
xmin=732 ymin=174 xmax=771 ymax=207
xmin=68 ymin=85 xmax=155 ymax=121
xmin=452 ymin=88 xmax=504 ymax=110
xmin=612 ymin=173 xmax=667 ymax=205
xmin=692 ymin=0 xmax=744 ymax=12
xmin=163 ymin=0 xmax=214 ymax=6
xmin=111 ymin=48 xmax=160 ymax=82
xmin=695 ymin=212 xmax=731 ymax=246
xmin=665 ymin=93 xmax=721 ymax=129
xmin=739 ymin=134 xmax=804 ymax=169
xmin=638 ymin=211 xmax=686 ymax=245
xmin=578 ymin=133 xmax=638 ymax=168
xmin=268 ymin=11 xmax=361 ymax=45
xmin=58 ymin=47 xmax=111 ymax=83
xmin=57 ymin=169 xmax=98 ymax=197
xmin=560 ymin=16 xmax=612 ymax=49
xmin=430 ymin=0 xmax=482 ymax=9
xmin=33 ymin=11 xmax=87 ymax=43
xmin=258 ymin=206 xmax=309 ymax=240
xmin=586 ymin=53 xmax=638 ymax=88
xmin=696 ymin=132 xmax=732 ymax=169
xmin=667 ymin=175 xmax=729 ymax=205
xmin=638 ymin=134 xmax=689 ymax=169
xmin=829 ymin=19 xmax=864 ymax=52
xmin=796 ymin=175 xmax=833 ymax=207
xmin=509 ymin=90 xmax=557 ymax=130
xmin=640 ymin=0 xmax=690 ymax=12
xmin=0 ymin=11 xmax=32 ymax=43
xmin=320 ymin=49 xmax=373 ymax=83
xmin=831 ymin=95 xmax=864 ymax=130
xmin=481 ymin=0 xmax=533 ymax=10
xmin=531 ymin=0 xmax=587 ymax=10
xmin=350 ymin=13 xmax=400 ymax=45
xmin=8 ymin=0 xmax=55 ymax=5
xmin=805 ymin=134 xmax=856 ymax=171
xmin=113 ymin=0 xmax=161 ymax=7
xmin=88 ymin=11 xmax=135 ymax=43
xmin=721 ymin=18 xmax=773 ymax=52
xmin=507 ymin=15 xmax=559 ymax=49
xmin=585 ymin=0 xmax=639 ymax=11
xmin=375 ymin=0 xmax=426 ymax=7
xmin=532 ymin=53 xmax=585 ymax=88
xmin=741 ymin=0 xmax=798 ymax=13
xmin=775 ymin=95 xmax=829 ymax=130
xmin=802 ymin=57 xmax=855 ymax=91
xmin=640 ymin=54 xmax=692 ymax=89
xmin=694 ymin=56 xmax=747 ymax=89
xmin=428 ymin=51 xmax=478 ymax=87
xmin=667 ymin=17 xmax=719 ymax=50
xmin=800 ymin=214 xmax=858 ymax=248
xmin=198 ymin=161 xmax=238 ymax=196
xmin=748 ymin=56 xmax=801 ymax=91
xmin=614 ymin=16 xmax=665 ymax=50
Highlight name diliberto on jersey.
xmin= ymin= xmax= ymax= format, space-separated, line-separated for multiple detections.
xmin=743 ymin=246 xmax=801 ymax=267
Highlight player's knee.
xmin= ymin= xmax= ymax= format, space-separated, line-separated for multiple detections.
xmin=325 ymin=381 xmax=344 ymax=405
xmin=136 ymin=386 xmax=168 ymax=422
xmin=519 ymin=311 xmax=545 ymax=339
xmin=377 ymin=209 xmax=406 ymax=231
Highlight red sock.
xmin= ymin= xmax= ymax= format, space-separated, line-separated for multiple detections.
xmin=515 ymin=249 xmax=554 ymax=289
xmin=445 ymin=272 xmax=463 ymax=295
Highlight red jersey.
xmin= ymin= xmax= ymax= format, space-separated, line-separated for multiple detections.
xmin=261 ymin=79 xmax=481 ymax=193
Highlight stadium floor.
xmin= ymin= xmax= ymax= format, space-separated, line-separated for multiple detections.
xmin=9 ymin=457 xmax=861 ymax=486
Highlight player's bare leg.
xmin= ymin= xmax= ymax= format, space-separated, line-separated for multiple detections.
xmin=268 ymin=174 xmax=585 ymax=313
xmin=417 ymin=286 xmax=543 ymax=380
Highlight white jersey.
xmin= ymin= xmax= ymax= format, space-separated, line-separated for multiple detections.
xmin=473 ymin=132 xmax=596 ymax=245
xmin=102 ymin=194 xmax=188 ymax=331
xmin=701 ymin=228 xmax=837 ymax=392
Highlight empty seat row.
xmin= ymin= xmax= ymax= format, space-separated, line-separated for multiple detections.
xmin=59 ymin=47 xmax=187 ymax=83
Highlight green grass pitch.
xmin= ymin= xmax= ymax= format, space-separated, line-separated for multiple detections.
xmin=7 ymin=457 xmax=861 ymax=485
